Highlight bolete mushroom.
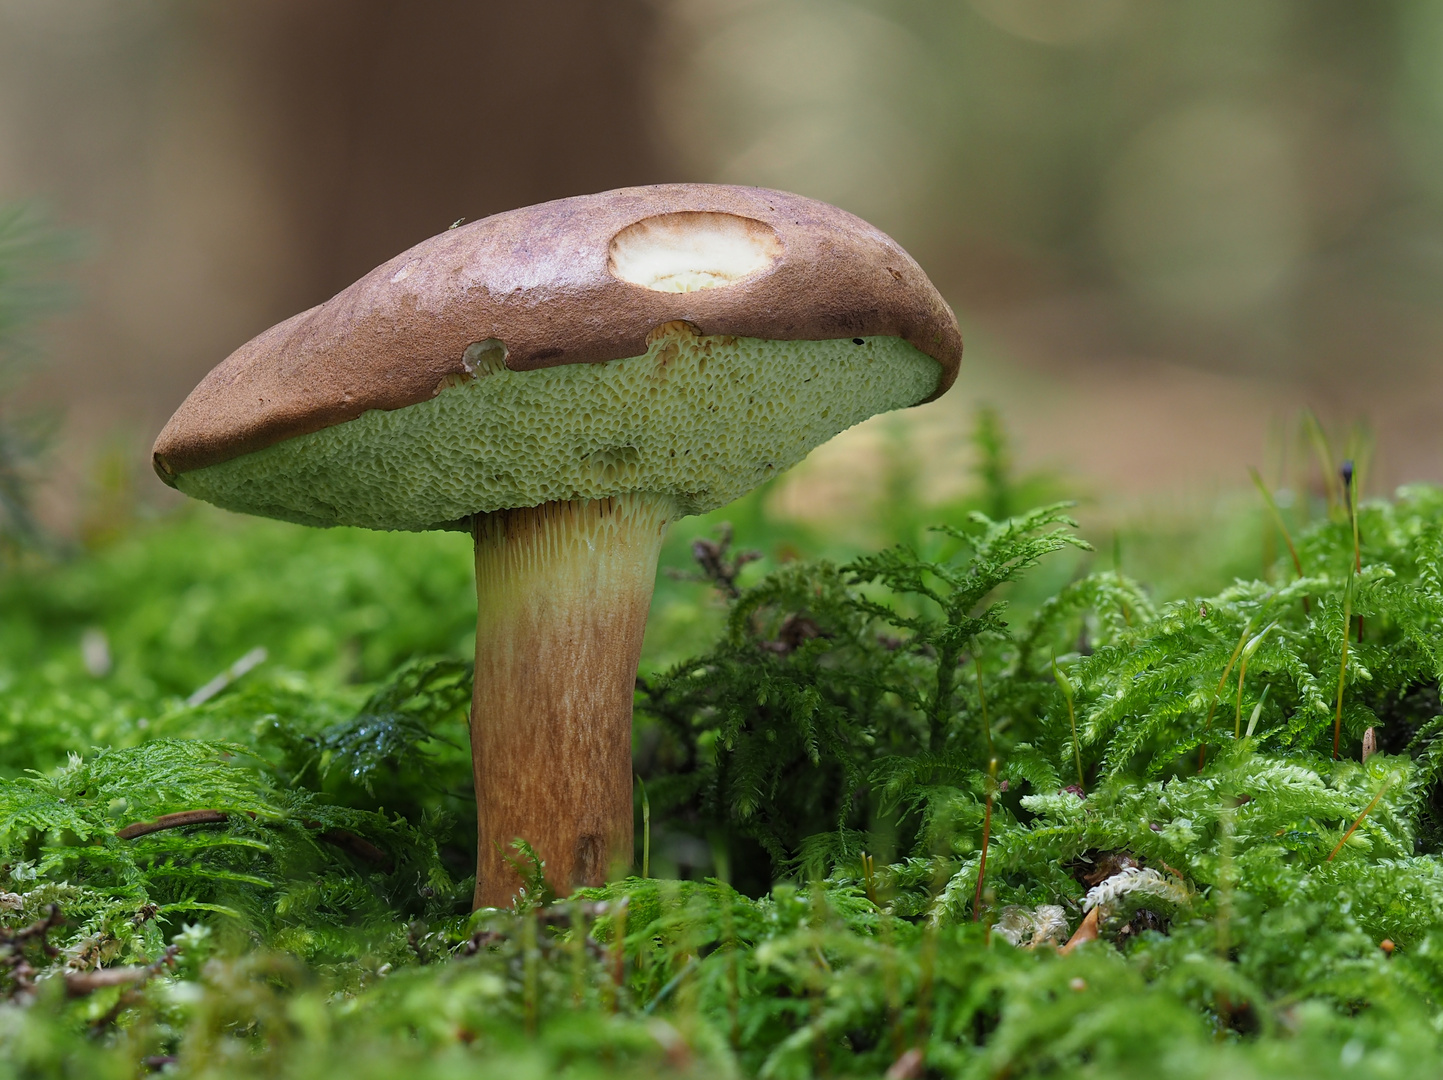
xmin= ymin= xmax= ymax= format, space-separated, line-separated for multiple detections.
xmin=152 ymin=184 xmax=961 ymax=907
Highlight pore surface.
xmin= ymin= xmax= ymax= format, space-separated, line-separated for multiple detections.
xmin=175 ymin=326 xmax=941 ymax=530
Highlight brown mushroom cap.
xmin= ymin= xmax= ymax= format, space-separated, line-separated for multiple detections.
xmin=152 ymin=184 xmax=961 ymax=481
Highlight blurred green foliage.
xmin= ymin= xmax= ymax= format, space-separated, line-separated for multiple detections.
xmin=0 ymin=203 xmax=68 ymax=554
xmin=663 ymin=0 xmax=1443 ymax=391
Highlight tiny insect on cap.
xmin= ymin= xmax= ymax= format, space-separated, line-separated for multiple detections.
xmin=152 ymin=184 xmax=962 ymax=530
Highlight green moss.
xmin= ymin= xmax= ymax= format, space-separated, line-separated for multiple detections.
xmin=10 ymin=453 xmax=1443 ymax=1076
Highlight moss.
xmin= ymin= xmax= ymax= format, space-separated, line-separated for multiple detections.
xmin=10 ymin=456 xmax=1443 ymax=1075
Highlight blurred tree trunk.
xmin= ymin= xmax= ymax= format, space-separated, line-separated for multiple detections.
xmin=0 ymin=0 xmax=667 ymax=530
xmin=212 ymin=0 xmax=664 ymax=298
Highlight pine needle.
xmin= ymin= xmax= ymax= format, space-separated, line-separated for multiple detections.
xmin=1327 ymin=780 xmax=1391 ymax=862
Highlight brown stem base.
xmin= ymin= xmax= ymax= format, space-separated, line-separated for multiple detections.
xmin=471 ymin=493 xmax=673 ymax=908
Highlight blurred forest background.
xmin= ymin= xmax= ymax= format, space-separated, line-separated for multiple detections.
xmin=3 ymin=0 xmax=1443 ymax=535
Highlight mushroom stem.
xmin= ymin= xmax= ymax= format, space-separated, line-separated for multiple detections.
xmin=471 ymin=492 xmax=674 ymax=908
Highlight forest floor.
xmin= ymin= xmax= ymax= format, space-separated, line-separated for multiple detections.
xmin=1 ymin=422 xmax=1441 ymax=1079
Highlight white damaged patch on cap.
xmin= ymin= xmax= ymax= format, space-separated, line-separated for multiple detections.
xmin=607 ymin=212 xmax=782 ymax=293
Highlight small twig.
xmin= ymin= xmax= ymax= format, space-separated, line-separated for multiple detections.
xmin=668 ymin=523 xmax=760 ymax=599
xmin=757 ymin=613 xmax=825 ymax=656
xmin=83 ymin=945 xmax=180 ymax=1031
xmin=884 ymin=1047 xmax=926 ymax=1080
xmin=117 ymin=810 xmax=392 ymax=869
xmin=311 ymin=825 xmax=394 ymax=871
xmin=1327 ymin=781 xmax=1391 ymax=862
xmin=67 ymin=944 xmax=178 ymax=998
xmin=186 ymin=646 xmax=267 ymax=707
xmin=0 ymin=904 xmax=64 ymax=998
xmin=642 ymin=955 xmax=700 ymax=1016
xmin=1060 ymin=907 xmax=1100 ymax=954
xmin=7 ymin=905 xmax=63 ymax=949
xmin=116 ymin=810 xmax=231 ymax=840
xmin=64 ymin=967 xmax=153 ymax=995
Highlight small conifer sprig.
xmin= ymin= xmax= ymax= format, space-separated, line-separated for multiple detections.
xmin=639 ymin=504 xmax=1090 ymax=882
xmin=641 ymin=482 xmax=1443 ymax=934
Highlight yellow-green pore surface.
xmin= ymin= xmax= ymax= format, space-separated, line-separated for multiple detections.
xmin=176 ymin=328 xmax=942 ymax=531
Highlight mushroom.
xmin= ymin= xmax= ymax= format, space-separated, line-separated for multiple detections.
xmin=152 ymin=184 xmax=961 ymax=907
